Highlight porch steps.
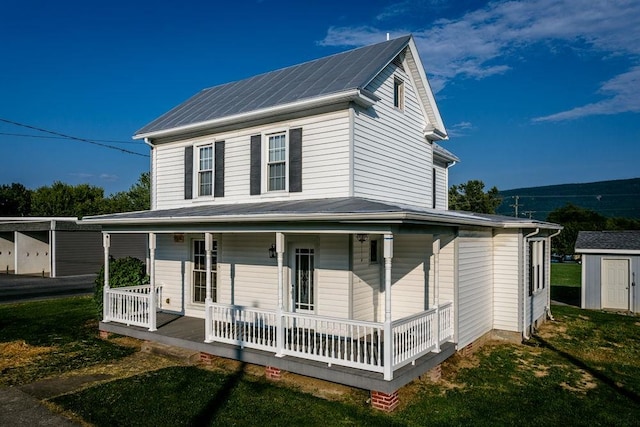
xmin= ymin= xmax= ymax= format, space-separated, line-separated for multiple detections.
xmin=141 ymin=341 xmax=200 ymax=365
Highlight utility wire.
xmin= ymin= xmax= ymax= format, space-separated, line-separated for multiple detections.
xmin=0 ymin=118 xmax=149 ymax=157
xmin=0 ymin=131 xmax=142 ymax=145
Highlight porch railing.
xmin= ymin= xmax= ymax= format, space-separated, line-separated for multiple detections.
xmin=104 ymin=284 xmax=162 ymax=329
xmin=205 ymin=301 xmax=453 ymax=376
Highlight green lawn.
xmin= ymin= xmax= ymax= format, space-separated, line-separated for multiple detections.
xmin=51 ymin=305 xmax=640 ymax=426
xmin=551 ymin=263 xmax=581 ymax=287
xmin=0 ymin=297 xmax=135 ymax=386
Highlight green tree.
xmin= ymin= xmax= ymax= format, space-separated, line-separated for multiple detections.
xmin=105 ymin=172 xmax=150 ymax=213
xmin=546 ymin=203 xmax=608 ymax=256
xmin=94 ymin=256 xmax=149 ymax=317
xmin=449 ymin=180 xmax=502 ymax=214
xmin=0 ymin=183 xmax=31 ymax=216
xmin=30 ymin=181 xmax=107 ymax=217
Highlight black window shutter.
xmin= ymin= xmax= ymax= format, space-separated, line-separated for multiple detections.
xmin=250 ymin=135 xmax=261 ymax=195
xmin=289 ymin=127 xmax=302 ymax=193
xmin=214 ymin=141 xmax=225 ymax=197
xmin=184 ymin=146 xmax=193 ymax=199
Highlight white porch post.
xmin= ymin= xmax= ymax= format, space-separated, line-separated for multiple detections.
xmin=275 ymin=232 xmax=285 ymax=357
xmin=383 ymin=233 xmax=394 ymax=381
xmin=433 ymin=236 xmax=441 ymax=352
xmin=102 ymin=233 xmax=110 ymax=322
xmin=149 ymin=233 xmax=157 ymax=332
xmin=204 ymin=232 xmax=213 ymax=343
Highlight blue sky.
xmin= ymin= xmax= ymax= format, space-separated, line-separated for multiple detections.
xmin=1 ymin=0 xmax=638 ymax=196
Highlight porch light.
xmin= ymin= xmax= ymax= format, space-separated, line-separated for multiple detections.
xmin=269 ymin=243 xmax=276 ymax=258
xmin=356 ymin=234 xmax=369 ymax=243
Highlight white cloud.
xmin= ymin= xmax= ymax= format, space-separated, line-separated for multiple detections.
xmin=533 ymin=66 xmax=640 ymax=121
xmin=447 ymin=121 xmax=474 ymax=137
xmin=68 ymin=172 xmax=94 ymax=179
xmin=100 ymin=173 xmax=119 ymax=182
xmin=320 ymin=0 xmax=640 ymax=120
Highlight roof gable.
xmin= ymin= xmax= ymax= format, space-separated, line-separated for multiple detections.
xmin=135 ymin=35 xmax=446 ymax=140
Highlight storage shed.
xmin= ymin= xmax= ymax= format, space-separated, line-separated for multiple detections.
xmin=0 ymin=218 xmax=147 ymax=277
xmin=575 ymin=230 xmax=639 ymax=313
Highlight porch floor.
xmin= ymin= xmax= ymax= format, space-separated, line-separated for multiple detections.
xmin=100 ymin=312 xmax=456 ymax=394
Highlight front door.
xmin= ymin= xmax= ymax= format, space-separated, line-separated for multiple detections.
xmin=291 ymin=247 xmax=315 ymax=313
xmin=601 ymin=258 xmax=629 ymax=310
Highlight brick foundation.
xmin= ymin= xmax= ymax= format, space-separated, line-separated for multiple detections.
xmin=371 ymin=390 xmax=399 ymax=412
xmin=98 ymin=330 xmax=110 ymax=339
xmin=199 ymin=352 xmax=215 ymax=365
xmin=265 ymin=366 xmax=282 ymax=380
xmin=426 ymin=364 xmax=442 ymax=382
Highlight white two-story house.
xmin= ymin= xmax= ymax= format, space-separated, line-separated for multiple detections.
xmin=85 ymin=35 xmax=561 ymax=411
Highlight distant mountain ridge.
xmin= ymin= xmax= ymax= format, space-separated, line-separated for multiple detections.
xmin=496 ymin=178 xmax=640 ymax=221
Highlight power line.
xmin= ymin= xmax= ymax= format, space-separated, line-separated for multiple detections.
xmin=0 ymin=131 xmax=142 ymax=145
xmin=505 ymin=193 xmax=638 ymax=199
xmin=0 ymin=118 xmax=149 ymax=157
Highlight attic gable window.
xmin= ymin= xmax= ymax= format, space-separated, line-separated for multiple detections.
xmin=197 ymin=144 xmax=213 ymax=197
xmin=393 ymin=78 xmax=404 ymax=111
xmin=267 ymin=132 xmax=287 ymax=191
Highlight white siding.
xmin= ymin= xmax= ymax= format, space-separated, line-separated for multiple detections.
xmin=15 ymin=231 xmax=49 ymax=275
xmin=390 ymin=234 xmax=432 ymax=319
xmin=353 ymin=62 xmax=433 ymax=209
xmin=457 ymin=230 xmax=493 ymax=348
xmin=352 ymin=235 xmax=382 ymax=322
xmin=155 ymin=233 xmax=187 ymax=315
xmin=218 ymin=233 xmax=278 ymax=310
xmin=433 ymin=161 xmax=448 ymax=210
xmin=493 ymin=230 xmax=521 ymax=331
xmin=0 ymin=232 xmax=15 ymax=272
xmin=316 ymin=234 xmax=350 ymax=318
xmin=153 ymin=110 xmax=351 ymax=210
xmin=436 ymin=234 xmax=456 ymax=304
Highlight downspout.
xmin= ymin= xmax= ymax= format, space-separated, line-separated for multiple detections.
xmin=546 ymin=229 xmax=562 ymax=321
xmin=522 ymin=228 xmax=540 ymax=340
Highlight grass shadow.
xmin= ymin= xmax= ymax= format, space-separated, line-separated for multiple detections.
xmin=533 ymin=334 xmax=640 ymax=405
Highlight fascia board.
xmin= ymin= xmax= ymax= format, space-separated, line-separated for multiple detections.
xmin=135 ymin=90 xmax=377 ymax=141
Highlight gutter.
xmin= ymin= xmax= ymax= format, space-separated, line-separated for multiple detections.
xmin=546 ymin=228 xmax=562 ymax=321
xmin=522 ymin=228 xmax=540 ymax=340
xmin=135 ymin=89 xmax=379 ymax=141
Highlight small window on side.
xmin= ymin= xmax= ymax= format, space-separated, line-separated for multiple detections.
xmin=393 ymin=78 xmax=404 ymax=110
xmin=370 ymin=239 xmax=378 ymax=263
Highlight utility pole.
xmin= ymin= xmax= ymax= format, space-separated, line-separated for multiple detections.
xmin=522 ymin=210 xmax=535 ymax=219
xmin=510 ymin=196 xmax=520 ymax=217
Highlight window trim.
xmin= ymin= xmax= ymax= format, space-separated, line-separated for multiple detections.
xmin=393 ymin=77 xmax=405 ymax=111
xmin=528 ymin=239 xmax=546 ymax=296
xmin=193 ymin=142 xmax=215 ymax=199
xmin=262 ymin=128 xmax=289 ymax=193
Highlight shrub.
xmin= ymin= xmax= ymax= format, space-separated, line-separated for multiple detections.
xmin=94 ymin=256 xmax=149 ymax=317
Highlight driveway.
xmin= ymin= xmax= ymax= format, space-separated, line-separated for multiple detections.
xmin=0 ymin=274 xmax=96 ymax=304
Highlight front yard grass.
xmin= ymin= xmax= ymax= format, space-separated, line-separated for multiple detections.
xmin=0 ymin=296 xmax=135 ymax=386
xmin=551 ymin=263 xmax=582 ymax=305
xmin=50 ymin=304 xmax=640 ymax=426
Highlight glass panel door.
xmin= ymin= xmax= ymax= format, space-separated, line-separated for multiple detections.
xmin=293 ymin=248 xmax=314 ymax=312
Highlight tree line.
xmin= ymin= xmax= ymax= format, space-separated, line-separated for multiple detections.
xmin=0 ymin=172 xmax=150 ymax=217
xmin=449 ymin=180 xmax=640 ymax=256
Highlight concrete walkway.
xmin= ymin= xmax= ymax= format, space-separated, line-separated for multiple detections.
xmin=0 ymin=387 xmax=78 ymax=426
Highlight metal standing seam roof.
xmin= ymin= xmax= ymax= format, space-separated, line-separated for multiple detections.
xmin=135 ymin=36 xmax=412 ymax=137
xmin=81 ymin=197 xmax=561 ymax=230
xmin=575 ymin=230 xmax=640 ymax=251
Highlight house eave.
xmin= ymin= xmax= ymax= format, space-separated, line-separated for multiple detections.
xmin=575 ymin=248 xmax=640 ymax=255
xmin=134 ymin=89 xmax=379 ymax=141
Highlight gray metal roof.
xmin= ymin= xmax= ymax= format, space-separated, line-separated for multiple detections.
xmin=575 ymin=230 xmax=640 ymax=251
xmin=135 ymin=36 xmax=412 ymax=137
xmin=82 ymin=197 xmax=560 ymax=230
xmin=433 ymin=143 xmax=460 ymax=163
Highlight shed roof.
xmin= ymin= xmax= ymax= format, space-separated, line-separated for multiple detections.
xmin=575 ymin=230 xmax=640 ymax=252
xmin=135 ymin=36 xmax=412 ymax=138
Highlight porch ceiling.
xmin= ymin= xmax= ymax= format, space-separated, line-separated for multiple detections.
xmin=81 ymin=197 xmax=561 ymax=232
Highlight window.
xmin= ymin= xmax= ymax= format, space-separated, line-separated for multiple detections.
xmin=192 ymin=239 xmax=217 ymax=303
xmin=267 ymin=132 xmax=287 ymax=191
xmin=197 ymin=145 xmax=213 ymax=197
xmin=528 ymin=240 xmax=546 ymax=295
xmin=393 ymin=78 xmax=404 ymax=110
xmin=370 ymin=239 xmax=379 ymax=263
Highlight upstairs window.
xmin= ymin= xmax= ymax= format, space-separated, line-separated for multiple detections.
xmin=197 ymin=144 xmax=213 ymax=197
xmin=267 ymin=132 xmax=287 ymax=191
xmin=393 ymin=78 xmax=404 ymax=110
